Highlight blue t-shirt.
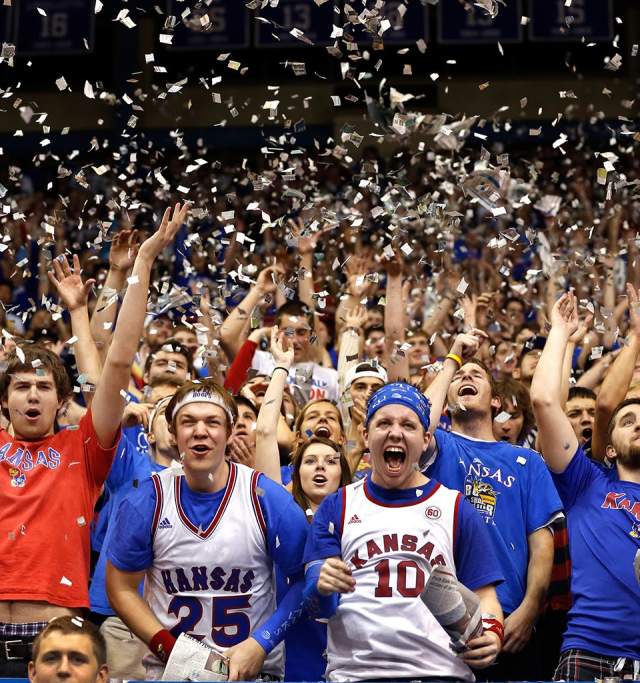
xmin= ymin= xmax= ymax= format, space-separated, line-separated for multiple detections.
xmin=90 ymin=429 xmax=150 ymax=554
xmin=304 ymin=476 xmax=504 ymax=592
xmin=552 ymin=448 xmax=640 ymax=659
xmin=424 ymin=429 xmax=563 ymax=614
xmin=90 ymin=435 xmax=165 ymax=614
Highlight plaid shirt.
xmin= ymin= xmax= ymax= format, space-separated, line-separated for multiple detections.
xmin=547 ymin=515 xmax=572 ymax=612
xmin=0 ymin=622 xmax=48 ymax=639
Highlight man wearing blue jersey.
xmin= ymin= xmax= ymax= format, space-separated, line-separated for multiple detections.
xmin=304 ymin=382 xmax=505 ymax=682
xmin=106 ymin=379 xmax=309 ymax=681
xmin=422 ymin=330 xmax=563 ymax=681
xmin=531 ymin=291 xmax=640 ymax=680
xmin=90 ymin=395 xmax=176 ymax=680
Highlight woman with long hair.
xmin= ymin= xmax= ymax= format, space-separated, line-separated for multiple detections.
xmin=255 ymin=328 xmax=351 ymax=680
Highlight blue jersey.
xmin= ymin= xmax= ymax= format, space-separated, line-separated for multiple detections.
xmin=551 ymin=448 xmax=640 ymax=659
xmin=304 ymin=476 xmax=503 ymax=592
xmin=90 ymin=435 xmax=165 ymax=614
xmin=276 ymin=569 xmax=327 ymax=681
xmin=424 ymin=429 xmax=563 ymax=614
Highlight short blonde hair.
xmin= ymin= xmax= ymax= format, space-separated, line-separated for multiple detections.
xmin=165 ymin=379 xmax=237 ymax=434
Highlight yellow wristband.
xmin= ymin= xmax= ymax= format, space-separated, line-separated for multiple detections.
xmin=445 ymin=353 xmax=463 ymax=367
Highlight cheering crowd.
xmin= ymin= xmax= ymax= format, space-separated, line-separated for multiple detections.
xmin=0 ymin=139 xmax=639 ymax=683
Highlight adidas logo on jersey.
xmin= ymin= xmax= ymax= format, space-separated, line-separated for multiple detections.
xmin=348 ymin=514 xmax=362 ymax=525
xmin=158 ymin=517 xmax=173 ymax=529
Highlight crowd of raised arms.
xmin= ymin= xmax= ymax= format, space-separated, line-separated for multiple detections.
xmin=0 ymin=152 xmax=639 ymax=683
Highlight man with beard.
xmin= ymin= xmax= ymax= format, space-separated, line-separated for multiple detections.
xmin=531 ymin=291 xmax=640 ymax=680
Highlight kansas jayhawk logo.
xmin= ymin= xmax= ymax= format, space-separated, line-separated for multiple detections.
xmin=464 ymin=474 xmax=498 ymax=523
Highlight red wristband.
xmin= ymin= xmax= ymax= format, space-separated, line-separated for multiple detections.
xmin=481 ymin=617 xmax=504 ymax=645
xmin=149 ymin=629 xmax=177 ymax=663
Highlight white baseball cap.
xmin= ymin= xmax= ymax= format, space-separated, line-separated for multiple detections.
xmin=343 ymin=362 xmax=388 ymax=392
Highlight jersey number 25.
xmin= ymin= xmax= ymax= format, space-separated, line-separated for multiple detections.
xmin=167 ymin=594 xmax=251 ymax=647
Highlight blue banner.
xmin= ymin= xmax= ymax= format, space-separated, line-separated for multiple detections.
xmin=14 ymin=0 xmax=94 ymax=55
xmin=255 ymin=0 xmax=334 ymax=47
xmin=438 ymin=0 xmax=522 ymax=44
xmin=166 ymin=0 xmax=249 ymax=49
xmin=529 ymin=0 xmax=613 ymax=41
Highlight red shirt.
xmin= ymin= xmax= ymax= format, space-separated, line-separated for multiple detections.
xmin=0 ymin=411 xmax=118 ymax=608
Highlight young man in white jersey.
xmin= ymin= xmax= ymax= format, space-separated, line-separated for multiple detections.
xmin=106 ymin=378 xmax=309 ymax=682
xmin=304 ymin=382 xmax=505 ymax=682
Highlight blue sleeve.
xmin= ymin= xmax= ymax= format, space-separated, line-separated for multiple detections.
xmin=256 ymin=474 xmax=308 ymax=579
xmin=281 ymin=465 xmax=293 ymax=487
xmin=551 ymin=446 xmax=602 ymax=510
xmin=252 ymin=578 xmax=305 ymax=654
xmin=106 ymin=478 xmax=157 ymax=572
xmin=106 ymin=435 xmax=138 ymax=493
xmin=303 ymin=490 xmax=343 ymax=564
xmin=525 ymin=453 xmax=563 ymax=533
xmin=454 ymin=497 xmax=504 ymax=590
xmin=303 ymin=561 xmax=339 ymax=619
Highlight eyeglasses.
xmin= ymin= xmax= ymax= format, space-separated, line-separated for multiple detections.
xmin=284 ymin=327 xmax=312 ymax=338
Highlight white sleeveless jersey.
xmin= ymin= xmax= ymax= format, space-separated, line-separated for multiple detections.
xmin=145 ymin=462 xmax=283 ymax=677
xmin=327 ymin=478 xmax=474 ymax=682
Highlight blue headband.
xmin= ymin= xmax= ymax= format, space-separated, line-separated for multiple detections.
xmin=365 ymin=383 xmax=431 ymax=432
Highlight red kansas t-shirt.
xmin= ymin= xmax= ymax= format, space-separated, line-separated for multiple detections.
xmin=0 ymin=410 xmax=118 ymax=608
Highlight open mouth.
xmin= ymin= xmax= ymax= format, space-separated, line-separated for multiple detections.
xmin=190 ymin=444 xmax=210 ymax=455
xmin=581 ymin=428 xmax=593 ymax=440
xmin=24 ymin=408 xmax=41 ymax=420
xmin=315 ymin=426 xmax=331 ymax=438
xmin=458 ymin=385 xmax=478 ymax=397
xmin=312 ymin=474 xmax=328 ymax=485
xmin=383 ymin=447 xmax=406 ymax=471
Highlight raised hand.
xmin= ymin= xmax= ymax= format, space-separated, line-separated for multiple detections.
xmin=288 ymin=216 xmax=320 ymax=256
xmin=109 ymin=228 xmax=140 ymax=273
xmin=626 ymin=283 xmax=640 ymax=337
xmin=48 ymin=254 xmax=96 ymax=312
xmin=345 ymin=255 xmax=374 ymax=298
xmin=137 ymin=202 xmax=189 ymax=263
xmin=449 ymin=328 xmax=488 ymax=362
xmin=270 ymin=326 xmax=294 ymax=369
xmin=568 ymin=311 xmax=594 ymax=345
xmin=550 ymin=291 xmax=579 ymax=337
xmin=344 ymin=305 xmax=368 ymax=331
xmin=255 ymin=264 xmax=285 ymax=296
xmin=383 ymin=250 xmax=403 ymax=278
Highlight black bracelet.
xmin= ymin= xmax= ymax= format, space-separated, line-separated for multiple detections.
xmin=273 ymin=366 xmax=290 ymax=375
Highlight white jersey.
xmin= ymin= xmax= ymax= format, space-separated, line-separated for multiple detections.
xmin=252 ymin=349 xmax=339 ymax=402
xmin=327 ymin=478 xmax=474 ymax=682
xmin=145 ymin=463 xmax=283 ymax=677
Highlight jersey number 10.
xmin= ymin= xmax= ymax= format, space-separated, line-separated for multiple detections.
xmin=374 ymin=559 xmax=425 ymax=598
